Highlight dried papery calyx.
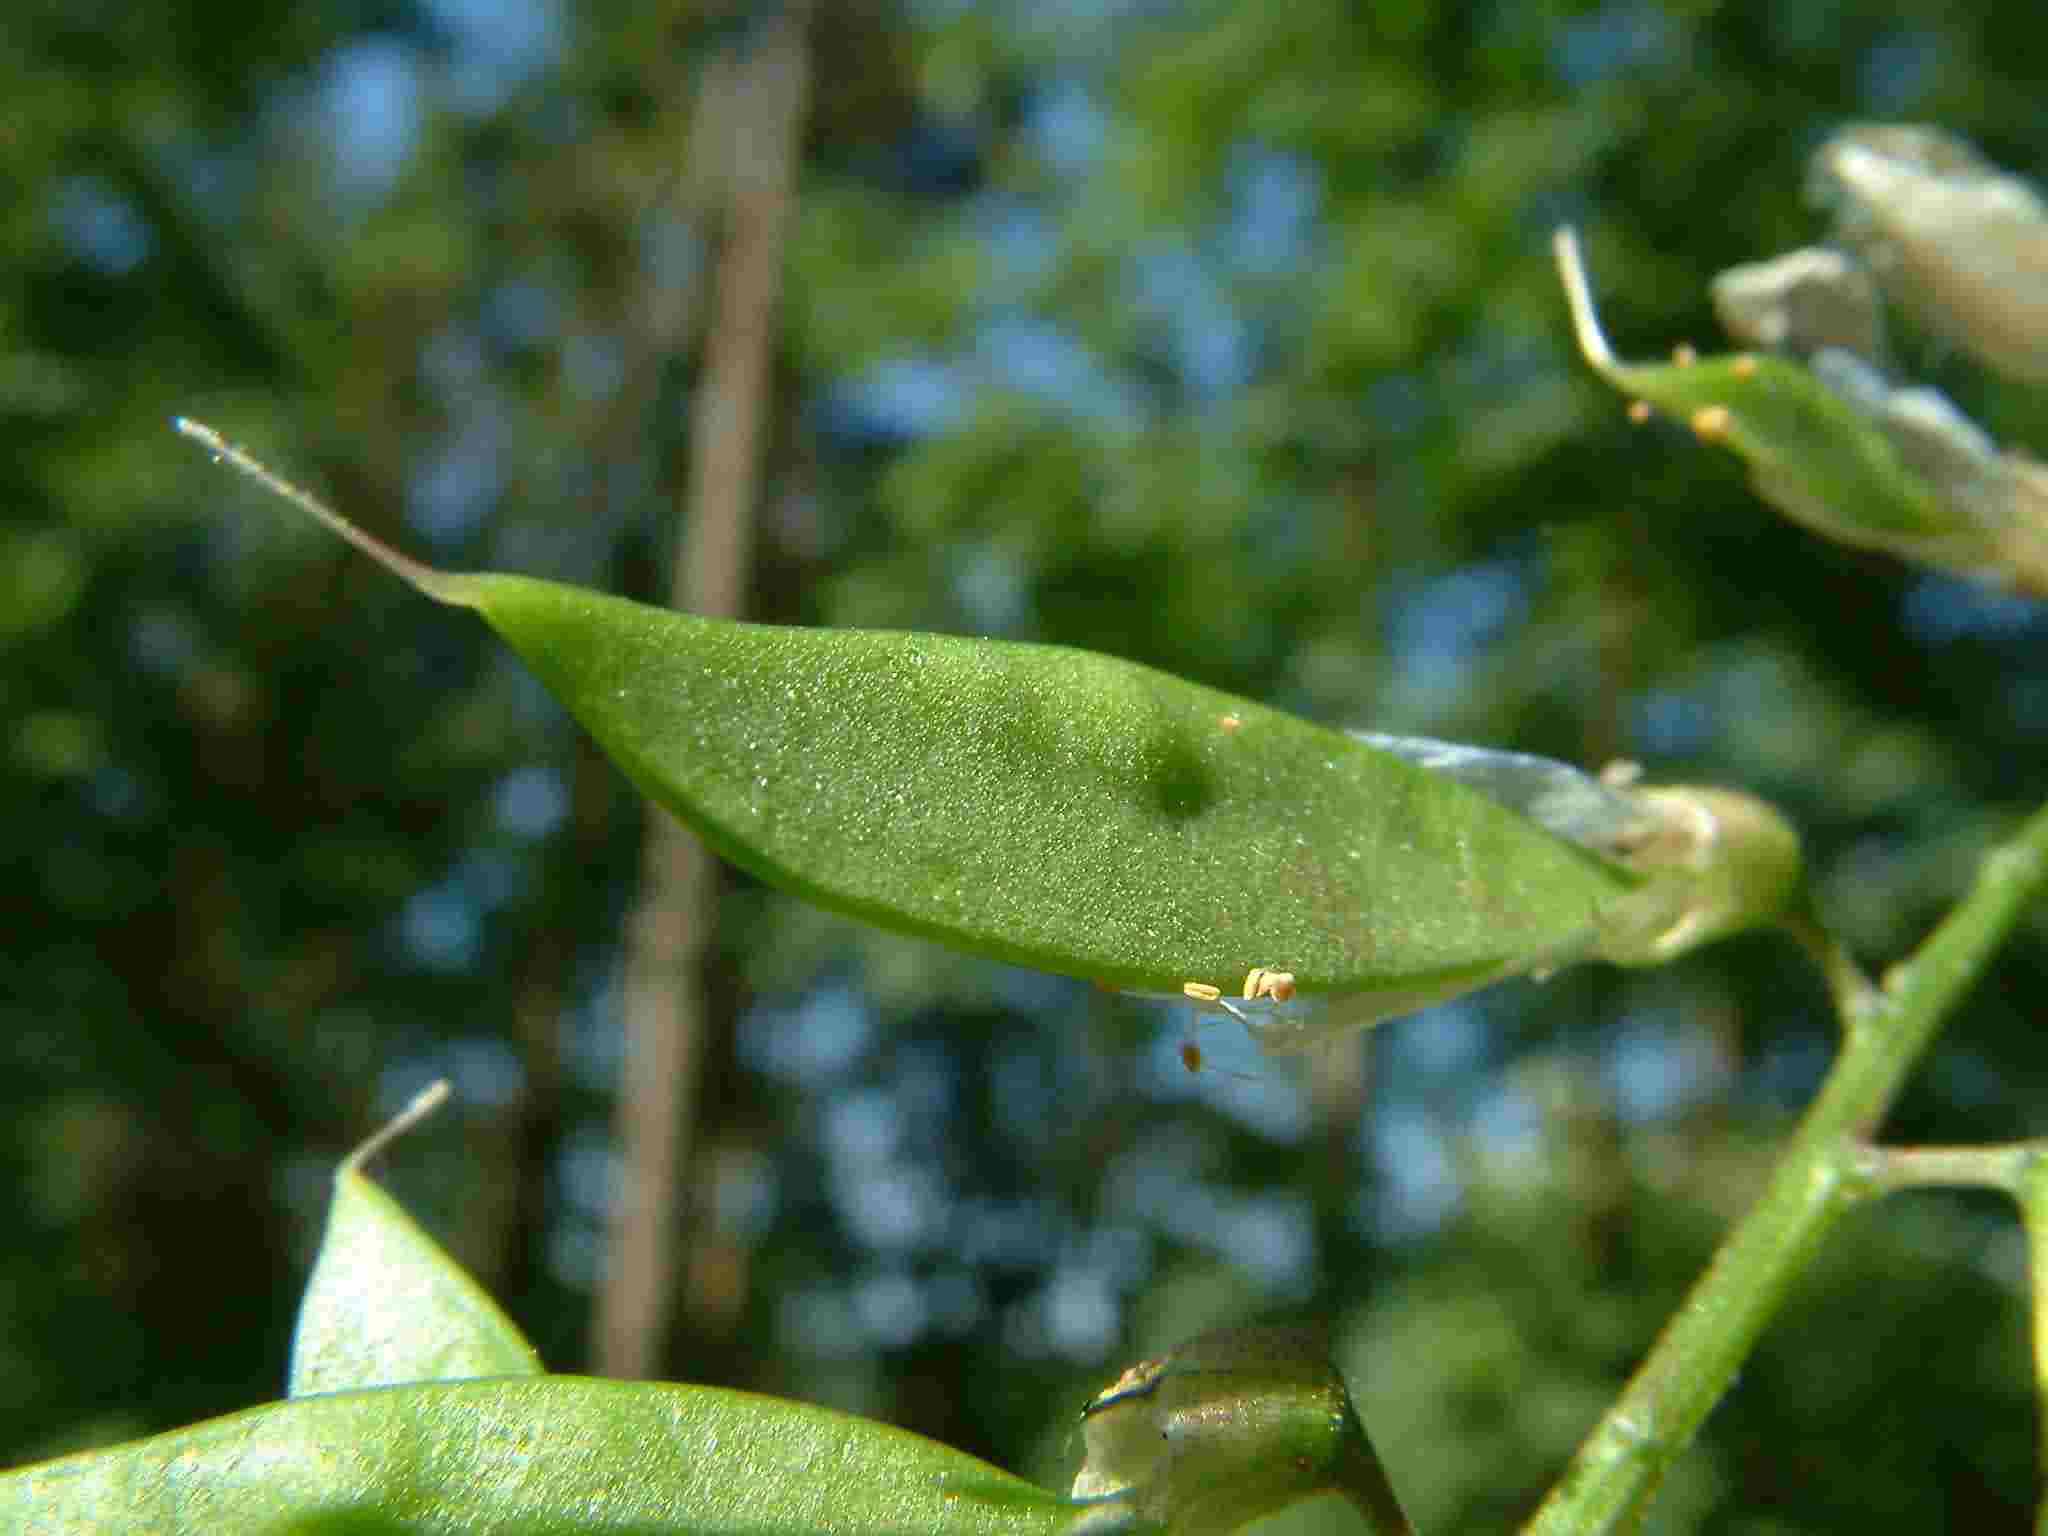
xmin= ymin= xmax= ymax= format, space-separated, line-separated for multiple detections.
xmin=1813 ymin=123 xmax=2048 ymax=384
xmin=1711 ymin=247 xmax=1888 ymax=363
xmin=1586 ymin=785 xmax=1803 ymax=967
xmin=1354 ymin=735 xmax=1802 ymax=968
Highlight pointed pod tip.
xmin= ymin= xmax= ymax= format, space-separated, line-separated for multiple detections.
xmin=1552 ymin=225 xmax=1621 ymax=374
xmin=341 ymin=1079 xmax=454 ymax=1175
xmin=172 ymin=417 xmax=475 ymax=609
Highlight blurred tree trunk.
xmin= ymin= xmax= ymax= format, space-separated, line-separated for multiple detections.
xmin=593 ymin=6 xmax=811 ymax=1380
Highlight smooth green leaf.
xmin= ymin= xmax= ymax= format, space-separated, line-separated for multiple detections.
xmin=290 ymin=1083 xmax=543 ymax=1397
xmin=2 ymin=1376 xmax=1081 ymax=1536
xmin=176 ymin=420 xmax=1635 ymax=1025
xmin=1069 ymin=1326 xmax=1413 ymax=1536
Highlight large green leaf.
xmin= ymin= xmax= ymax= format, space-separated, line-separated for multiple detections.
xmin=2 ymin=1377 xmax=1081 ymax=1536
xmin=176 ymin=420 xmax=1633 ymax=1022
xmin=290 ymin=1083 xmax=543 ymax=1397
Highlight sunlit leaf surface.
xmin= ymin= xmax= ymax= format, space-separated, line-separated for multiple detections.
xmin=4 ymin=1377 xmax=1080 ymax=1536
xmin=178 ymin=421 xmax=1636 ymax=1021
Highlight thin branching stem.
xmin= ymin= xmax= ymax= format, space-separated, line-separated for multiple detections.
xmin=1846 ymin=1142 xmax=2044 ymax=1198
xmin=1525 ymin=798 xmax=2048 ymax=1536
xmin=1780 ymin=905 xmax=1881 ymax=1031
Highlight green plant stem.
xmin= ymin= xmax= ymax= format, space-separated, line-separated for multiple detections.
xmin=2015 ymin=1157 xmax=2048 ymax=1506
xmin=1780 ymin=905 xmax=1880 ymax=1028
xmin=1524 ymin=799 xmax=2048 ymax=1536
xmin=1848 ymin=1141 xmax=2044 ymax=1197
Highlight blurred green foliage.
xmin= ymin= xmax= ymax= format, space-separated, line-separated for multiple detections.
xmin=5 ymin=0 xmax=2046 ymax=1529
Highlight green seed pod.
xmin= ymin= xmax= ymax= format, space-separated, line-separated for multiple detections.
xmin=1068 ymin=1326 xmax=1414 ymax=1536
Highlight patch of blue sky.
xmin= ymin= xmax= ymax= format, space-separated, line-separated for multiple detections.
xmin=778 ymin=1284 xmax=867 ymax=1359
xmin=316 ymin=37 xmax=423 ymax=214
xmin=1754 ymin=1029 xmax=1832 ymax=1113
xmin=1139 ymin=1013 xmax=1309 ymax=1144
xmin=1901 ymin=572 xmax=2046 ymax=648
xmin=1551 ymin=1 xmax=1683 ymax=87
xmin=990 ymin=1041 xmax=1062 ymax=1150
xmin=1216 ymin=1192 xmax=1315 ymax=1296
xmin=1072 ymin=1223 xmax=1153 ymax=1294
xmin=398 ymin=878 xmax=482 ymax=972
xmin=955 ymin=1194 xmax=1061 ymax=1269
xmin=441 ymin=1035 xmax=526 ymax=1108
xmin=1629 ymin=645 xmax=1830 ymax=781
xmin=1858 ymin=28 xmax=1944 ymax=113
xmin=561 ymin=330 xmax=627 ymax=409
xmin=1605 ymin=1007 xmax=1727 ymax=1123
xmin=1385 ymin=994 xmax=1488 ymax=1084
xmin=824 ymin=1086 xmax=902 ymax=1170
xmin=926 ymin=1267 xmax=988 ymax=1334
xmin=833 ymin=1160 xmax=947 ymax=1253
xmin=1022 ymin=76 xmax=1106 ymax=178
xmin=420 ymin=325 xmax=490 ymax=400
xmin=1377 ymin=557 xmax=1530 ymax=717
xmin=947 ymin=538 xmax=1032 ymax=634
xmin=975 ymin=196 xmax=1058 ymax=298
xmin=997 ymin=0 xmax=1135 ymax=62
xmin=639 ymin=209 xmax=704 ymax=297
xmin=1126 ymin=240 xmax=1252 ymax=404
xmin=1103 ymin=1127 xmax=1315 ymax=1293
xmin=408 ymin=423 xmax=506 ymax=542
xmin=482 ymin=279 xmax=558 ymax=350
xmin=739 ymin=982 xmax=877 ymax=1086
xmin=975 ymin=315 xmax=1145 ymax=427
xmin=1222 ymin=146 xmax=1322 ymax=279
xmin=421 ymin=0 xmax=564 ymax=115
xmin=889 ymin=1040 xmax=958 ymax=1133
xmin=1358 ymin=1101 xmax=1459 ymax=1242
xmin=458 ymin=849 xmax=528 ymax=912
xmin=852 ymin=1269 xmax=930 ymax=1348
xmin=48 ymin=176 xmax=153 ymax=276
xmin=392 ymin=853 xmax=528 ymax=975
xmin=1031 ymin=1264 xmax=1121 ymax=1359
xmin=1627 ymin=685 xmax=1717 ymax=758
xmin=1468 ymin=1078 xmax=1545 ymax=1165
xmin=831 ymin=356 xmax=970 ymax=444
xmin=555 ymin=1126 xmax=617 ymax=1220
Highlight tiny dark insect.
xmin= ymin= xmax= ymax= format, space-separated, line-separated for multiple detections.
xmin=1180 ymin=1041 xmax=1203 ymax=1075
